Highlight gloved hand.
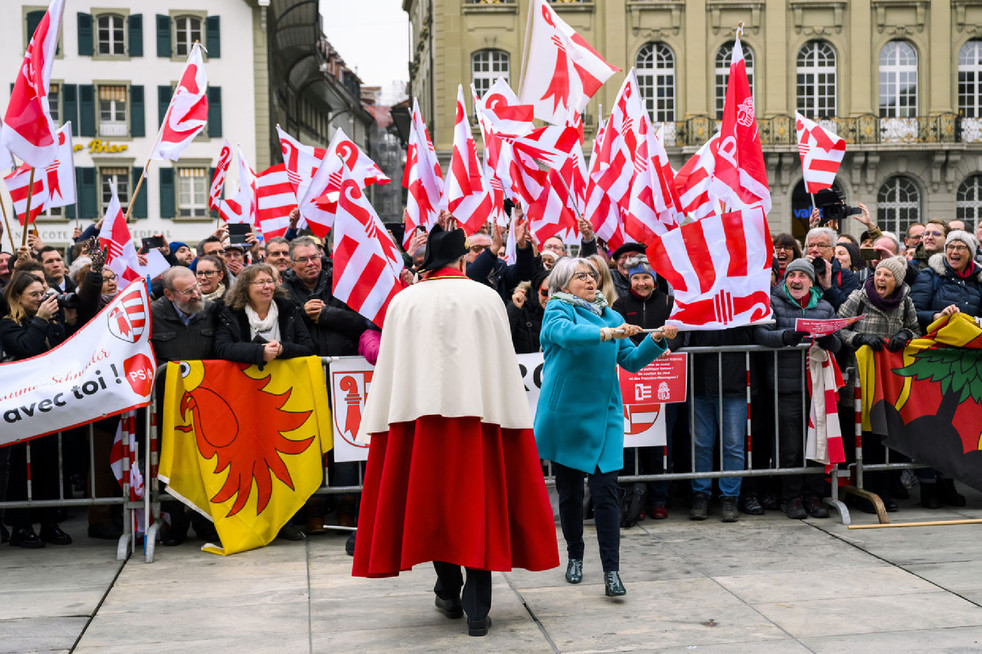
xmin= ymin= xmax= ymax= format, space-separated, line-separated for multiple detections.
xmin=782 ymin=330 xmax=808 ymax=346
xmin=855 ymin=334 xmax=884 ymax=352
xmin=816 ymin=334 xmax=837 ymax=350
xmin=886 ymin=330 xmax=911 ymax=352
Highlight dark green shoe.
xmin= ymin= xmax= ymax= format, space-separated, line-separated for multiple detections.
xmin=565 ymin=558 xmax=583 ymax=584
xmin=604 ymin=571 xmax=626 ymax=597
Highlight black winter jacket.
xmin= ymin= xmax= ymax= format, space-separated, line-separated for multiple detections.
xmin=280 ymin=268 xmax=369 ymax=356
xmin=150 ymin=297 xmax=219 ymax=363
xmin=908 ymin=254 xmax=982 ymax=330
xmin=684 ymin=327 xmax=756 ymax=398
xmin=214 ymin=297 xmax=315 ymax=369
xmin=612 ymin=289 xmax=683 ymax=351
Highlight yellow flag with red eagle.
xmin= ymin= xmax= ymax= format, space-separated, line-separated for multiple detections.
xmin=159 ymin=357 xmax=332 ymax=555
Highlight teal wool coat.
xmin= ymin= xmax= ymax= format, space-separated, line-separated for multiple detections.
xmin=533 ymin=300 xmax=667 ymax=475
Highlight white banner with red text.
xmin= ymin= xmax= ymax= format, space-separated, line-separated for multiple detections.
xmin=328 ymin=353 xmax=687 ymax=462
xmin=0 ymin=281 xmax=156 ymax=444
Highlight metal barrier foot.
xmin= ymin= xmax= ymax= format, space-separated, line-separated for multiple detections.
xmin=841 ymin=487 xmax=889 ymax=524
xmin=116 ymin=534 xmax=131 ymax=561
xmin=145 ymin=523 xmax=160 ymax=563
xmin=825 ymin=497 xmax=851 ymax=526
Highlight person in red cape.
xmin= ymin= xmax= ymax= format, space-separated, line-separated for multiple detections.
xmin=352 ymin=223 xmax=559 ymax=637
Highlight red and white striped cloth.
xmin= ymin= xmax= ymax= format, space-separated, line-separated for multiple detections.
xmin=402 ymin=98 xmax=444 ymax=247
xmin=585 ymin=117 xmax=627 ymax=250
xmin=674 ymin=132 xmax=722 ymax=222
xmin=99 ymin=180 xmax=169 ymax=282
xmin=591 ymin=70 xmax=647 ymax=218
xmin=795 ymin=112 xmax=846 ymax=194
xmin=626 ymin=123 xmax=683 ymax=243
xmin=209 ymin=139 xmax=233 ymax=211
xmin=443 ymin=85 xmax=493 ymax=235
xmin=257 ymin=163 xmax=295 ymax=239
xmin=805 ymin=344 xmax=846 ymax=469
xmin=4 ymin=163 xmax=47 ymax=224
xmin=332 ymin=168 xmax=406 ymax=327
xmin=277 ymin=125 xmax=326 ymax=213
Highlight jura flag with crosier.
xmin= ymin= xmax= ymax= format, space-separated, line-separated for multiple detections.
xmin=674 ymin=132 xmax=723 ymax=222
xmin=99 ymin=180 xmax=169 ymax=283
xmin=151 ymin=43 xmax=208 ymax=161
xmin=795 ymin=112 xmax=846 ymax=194
xmin=2 ymin=0 xmax=65 ymax=168
xmin=209 ymin=139 xmax=233 ymax=211
xmin=444 ymin=85 xmax=493 ymax=235
xmin=402 ymin=98 xmax=443 ymax=246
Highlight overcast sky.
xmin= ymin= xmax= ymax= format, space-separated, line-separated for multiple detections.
xmin=320 ymin=0 xmax=409 ymax=95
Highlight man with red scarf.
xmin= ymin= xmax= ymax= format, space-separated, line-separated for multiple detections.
xmin=352 ymin=223 xmax=558 ymax=637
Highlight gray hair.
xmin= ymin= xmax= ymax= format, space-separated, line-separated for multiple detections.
xmin=876 ymin=231 xmax=902 ymax=254
xmin=161 ymin=265 xmax=195 ymax=292
xmin=289 ymin=236 xmax=320 ymax=259
xmin=548 ymin=257 xmax=598 ymax=295
xmin=806 ymin=227 xmax=837 ymax=247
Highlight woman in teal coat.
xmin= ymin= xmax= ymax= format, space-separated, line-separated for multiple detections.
xmin=534 ymin=257 xmax=677 ymax=598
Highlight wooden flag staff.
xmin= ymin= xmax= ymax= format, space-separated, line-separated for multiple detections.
xmin=21 ymin=168 xmax=36 ymax=247
xmin=0 ymin=196 xmax=15 ymax=252
xmin=124 ymin=160 xmax=150 ymax=223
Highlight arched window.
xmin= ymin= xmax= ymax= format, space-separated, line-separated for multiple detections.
xmin=636 ymin=43 xmax=675 ymax=123
xmin=715 ymin=41 xmax=754 ymax=120
xmin=956 ymin=175 xmax=982 ymax=229
xmin=472 ymin=49 xmax=510 ymax=100
xmin=796 ymin=40 xmax=836 ymax=119
xmin=877 ymin=176 xmax=920 ymax=235
xmin=96 ymin=14 xmax=125 ymax=56
xmin=879 ymin=41 xmax=918 ymax=118
xmin=958 ymin=40 xmax=982 ymax=118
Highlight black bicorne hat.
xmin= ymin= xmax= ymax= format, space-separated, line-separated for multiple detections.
xmin=418 ymin=225 xmax=468 ymax=273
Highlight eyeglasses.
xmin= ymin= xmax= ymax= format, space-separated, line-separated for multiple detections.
xmin=196 ymin=269 xmax=219 ymax=277
xmin=102 ymin=273 xmax=117 ymax=281
xmin=923 ymin=230 xmax=944 ymax=238
xmin=538 ymin=288 xmax=549 ymax=297
xmin=207 ymin=249 xmax=226 ymax=256
xmin=469 ymin=245 xmax=486 ymax=253
xmin=806 ymin=242 xmax=831 ymax=250
xmin=250 ymin=279 xmax=276 ymax=287
xmin=293 ymin=256 xmax=319 ymax=265
xmin=25 ymin=291 xmax=46 ymax=299
xmin=174 ymin=284 xmax=201 ymax=297
xmin=572 ymin=271 xmax=599 ymax=282
xmin=946 ymin=244 xmax=970 ymax=252
xmin=773 ymin=244 xmax=795 ymax=251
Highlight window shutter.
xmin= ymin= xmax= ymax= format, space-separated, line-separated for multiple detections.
xmin=26 ymin=10 xmax=45 ymax=47
xmin=209 ymin=166 xmax=218 ymax=219
xmin=129 ymin=85 xmax=145 ymax=137
xmin=207 ymin=86 xmax=222 ymax=137
xmin=79 ymin=85 xmax=96 ymax=137
xmin=77 ymin=13 xmax=93 ymax=56
xmin=158 ymin=85 xmax=171 ymax=127
xmin=206 ymin=16 xmax=221 ymax=58
xmin=159 ymin=168 xmax=175 ymax=218
xmin=156 ymin=14 xmax=171 ymax=58
xmin=62 ymin=84 xmax=79 ymax=136
xmin=131 ymin=167 xmax=148 ymax=219
xmin=127 ymin=14 xmax=143 ymax=57
xmin=77 ymin=167 xmax=98 ymax=219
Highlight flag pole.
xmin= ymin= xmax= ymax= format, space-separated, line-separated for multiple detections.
xmin=518 ymin=0 xmax=535 ymax=93
xmin=0 ymin=196 xmax=16 ymax=252
xmin=124 ymin=160 xmax=150 ymax=223
xmin=21 ymin=167 xmax=36 ymax=247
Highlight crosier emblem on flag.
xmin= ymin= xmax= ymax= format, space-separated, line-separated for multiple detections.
xmin=3 ymin=123 xmax=75 ymax=224
xmin=99 ymin=180 xmax=169 ymax=283
xmin=2 ymin=0 xmax=66 ymax=168
xmin=444 ymin=85 xmax=493 ymax=235
xmin=209 ymin=139 xmax=233 ymax=211
xmin=332 ymin=169 xmax=406 ymax=328
xmin=710 ymin=32 xmax=770 ymax=214
xmin=795 ymin=112 xmax=846 ymax=194
xmin=647 ymin=207 xmax=773 ymax=330
xmin=256 ymin=163 xmax=295 ymax=239
xmin=4 ymin=163 xmax=47 ymax=225
xmin=519 ymin=0 xmax=620 ymax=125
xmin=151 ymin=43 xmax=208 ymax=161
xmin=402 ymin=98 xmax=444 ymax=246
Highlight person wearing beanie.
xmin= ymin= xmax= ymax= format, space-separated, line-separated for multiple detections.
xmin=168 ymin=241 xmax=194 ymax=267
xmin=910 ymin=230 xmax=982 ymax=330
xmin=755 ymin=257 xmax=840 ymax=519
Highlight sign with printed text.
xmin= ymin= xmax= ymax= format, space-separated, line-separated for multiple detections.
xmin=617 ymin=353 xmax=688 ymax=405
xmin=795 ymin=314 xmax=866 ymax=337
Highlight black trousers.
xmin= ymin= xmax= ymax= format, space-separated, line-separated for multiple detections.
xmin=554 ymin=462 xmax=620 ymax=572
xmin=5 ymin=435 xmax=61 ymax=527
xmin=432 ymin=562 xmax=491 ymax=621
xmin=777 ymin=393 xmax=826 ymax=501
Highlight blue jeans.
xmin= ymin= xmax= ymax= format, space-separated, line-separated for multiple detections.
xmin=691 ymin=395 xmax=746 ymax=498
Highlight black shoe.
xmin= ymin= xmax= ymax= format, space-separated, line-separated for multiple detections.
xmin=885 ymin=500 xmax=899 ymax=512
xmin=0 ymin=523 xmax=8 ymax=544
xmin=761 ymin=495 xmax=780 ymax=511
xmin=603 ymin=571 xmax=626 ymax=597
xmin=39 ymin=524 xmax=72 ymax=545
xmin=435 ymin=595 xmax=463 ymax=619
xmin=565 ymin=558 xmax=583 ymax=584
xmin=939 ymin=479 xmax=967 ymax=507
xmin=805 ymin=497 xmax=829 ymax=519
xmin=720 ymin=497 xmax=739 ymax=523
xmin=278 ymin=523 xmax=305 ymax=541
xmin=345 ymin=532 xmax=356 ymax=556
xmin=467 ymin=616 xmax=491 ymax=637
xmin=88 ymin=522 xmax=123 ymax=540
xmin=739 ymin=495 xmax=765 ymax=515
xmin=689 ymin=492 xmax=709 ymax=520
xmin=786 ymin=498 xmax=807 ymax=519
xmin=193 ymin=521 xmax=221 ymax=542
xmin=9 ymin=527 xmax=45 ymax=549
xmin=921 ymin=482 xmax=942 ymax=509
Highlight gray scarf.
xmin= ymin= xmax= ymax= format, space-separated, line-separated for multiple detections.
xmin=550 ymin=291 xmax=608 ymax=316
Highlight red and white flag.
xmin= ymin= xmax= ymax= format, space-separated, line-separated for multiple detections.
xmin=518 ymin=0 xmax=620 ymax=125
xmin=592 ymin=70 xmax=648 ymax=217
xmin=806 ymin=345 xmax=846 ymax=468
xmin=151 ymin=43 xmax=208 ymax=161
xmin=332 ymin=170 xmax=406 ymax=327
xmin=626 ymin=124 xmax=683 ymax=243
xmin=402 ymin=98 xmax=444 ymax=246
xmin=45 ymin=123 xmax=75 ymax=208
xmin=99 ymin=180 xmax=169 ymax=283
xmin=444 ymin=86 xmax=493 ymax=235
xmin=209 ymin=139 xmax=233 ymax=211
xmin=219 ymin=147 xmax=256 ymax=226
xmin=277 ymin=125 xmax=326 ymax=214
xmin=4 ymin=163 xmax=47 ymax=225
xmin=585 ymin=117 xmax=627 ymax=250
xmin=109 ymin=412 xmax=145 ymax=502
xmin=257 ymin=164 xmax=295 ymax=239
xmin=2 ymin=0 xmax=65 ymax=168
xmin=300 ymin=127 xmax=390 ymax=237
xmin=647 ymin=206 xmax=773 ymax=330
xmin=795 ymin=112 xmax=846 ymax=194
xmin=0 ymin=119 xmax=15 ymax=174
xmin=710 ymin=34 xmax=770 ymax=213
xmin=675 ymin=132 xmax=722 ymax=221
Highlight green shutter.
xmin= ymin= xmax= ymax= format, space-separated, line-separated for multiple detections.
xmin=206 ymin=16 xmax=221 ymax=58
xmin=26 ymin=10 xmax=44 ymax=47
xmin=207 ymin=86 xmax=222 ymax=137
xmin=77 ymin=167 xmax=98 ymax=219
xmin=159 ymin=168 xmax=175 ymax=218
xmin=79 ymin=85 xmax=95 ymax=137
xmin=77 ymin=13 xmax=93 ymax=56
xmin=131 ymin=167 xmax=148 ymax=219
xmin=129 ymin=85 xmax=145 ymax=137
xmin=156 ymin=14 xmax=171 ymax=58
xmin=127 ymin=14 xmax=143 ymax=57
xmin=158 ymin=85 xmax=171 ymax=127
xmin=209 ymin=166 xmax=218 ymax=219
xmin=62 ymin=84 xmax=79 ymax=136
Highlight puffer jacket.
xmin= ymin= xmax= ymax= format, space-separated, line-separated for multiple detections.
xmin=611 ymin=289 xmax=683 ymax=351
xmin=837 ymin=284 xmax=921 ymax=347
xmin=908 ymin=253 xmax=982 ymax=330
xmin=214 ymin=296 xmax=315 ymax=369
xmin=755 ymin=284 xmax=840 ymax=394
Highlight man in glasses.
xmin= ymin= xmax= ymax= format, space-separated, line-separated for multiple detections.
xmin=804 ymin=226 xmax=860 ymax=310
xmin=910 ymin=218 xmax=950 ymax=272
